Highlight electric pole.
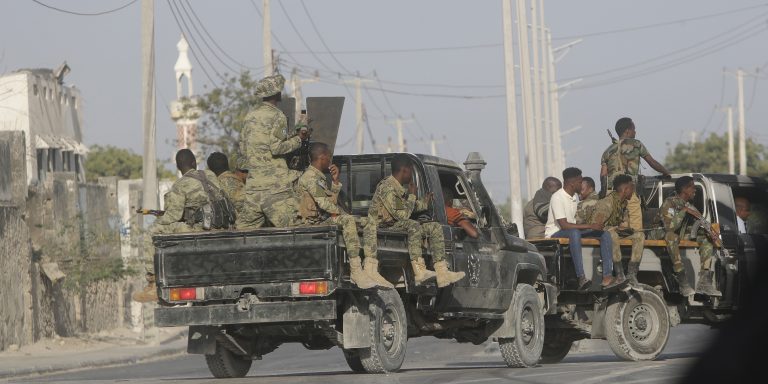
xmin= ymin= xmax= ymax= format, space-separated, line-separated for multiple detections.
xmin=344 ymin=75 xmax=373 ymax=154
xmin=736 ymin=69 xmax=747 ymax=175
xmin=290 ymin=67 xmax=318 ymax=122
xmin=425 ymin=134 xmax=446 ymax=156
xmin=262 ymin=0 xmax=272 ymax=77
xmin=727 ymin=105 xmax=735 ymax=174
xmin=516 ymin=0 xmax=538 ymax=197
xmin=529 ymin=0 xmax=544 ymax=184
xmin=538 ymin=0 xmax=552 ymax=177
xmin=502 ymin=0 xmax=524 ymax=233
xmin=141 ymin=0 xmax=158 ymax=210
xmin=546 ymin=29 xmax=564 ymax=172
xmin=388 ymin=116 xmax=413 ymax=152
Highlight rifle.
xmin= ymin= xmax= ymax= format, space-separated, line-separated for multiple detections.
xmin=606 ymin=129 xmax=618 ymax=144
xmin=287 ymin=112 xmax=313 ymax=171
xmin=136 ymin=209 xmax=165 ymax=216
xmin=682 ymin=205 xmax=722 ymax=247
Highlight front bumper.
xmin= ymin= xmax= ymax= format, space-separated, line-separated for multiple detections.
xmin=154 ymin=300 xmax=337 ymax=327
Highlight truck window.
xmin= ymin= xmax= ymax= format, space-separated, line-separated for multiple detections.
xmin=732 ymin=185 xmax=768 ymax=234
xmin=336 ymin=158 xmax=425 ymax=217
xmin=438 ymin=171 xmax=484 ymax=228
xmin=660 ymin=182 xmax=708 ymax=219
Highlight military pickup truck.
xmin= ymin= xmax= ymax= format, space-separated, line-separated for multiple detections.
xmin=151 ymin=152 xmax=556 ymax=378
xmin=528 ymin=173 xmax=767 ymax=363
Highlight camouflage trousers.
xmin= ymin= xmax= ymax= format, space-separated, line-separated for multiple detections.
xmin=607 ymin=228 xmax=645 ymax=263
xmin=143 ymin=221 xmax=200 ymax=273
xmin=237 ymin=188 xmax=301 ymax=229
xmin=308 ymin=214 xmax=362 ymax=260
xmin=363 ymin=219 xmax=445 ymax=263
xmin=665 ymin=230 xmax=714 ymax=273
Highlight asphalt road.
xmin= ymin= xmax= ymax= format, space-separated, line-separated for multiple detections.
xmin=10 ymin=324 xmax=716 ymax=384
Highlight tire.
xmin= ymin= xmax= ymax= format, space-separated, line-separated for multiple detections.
xmin=604 ymin=284 xmax=670 ymax=361
xmin=359 ymin=289 xmax=408 ymax=373
xmin=499 ymin=284 xmax=545 ymax=368
xmin=540 ymin=329 xmax=573 ymax=364
xmin=342 ymin=348 xmax=366 ymax=373
xmin=205 ymin=341 xmax=252 ymax=378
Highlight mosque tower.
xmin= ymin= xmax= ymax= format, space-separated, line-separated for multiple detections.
xmin=170 ymin=35 xmax=200 ymax=156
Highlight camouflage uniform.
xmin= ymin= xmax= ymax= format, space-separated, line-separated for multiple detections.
xmin=144 ymin=169 xmax=222 ymax=271
xmin=217 ymin=171 xmax=245 ymax=214
xmin=298 ymin=165 xmax=361 ymax=258
xmin=591 ymin=191 xmax=645 ymax=264
xmin=601 ymin=138 xmax=649 ymax=231
xmin=656 ymin=195 xmax=713 ymax=273
xmin=237 ymin=75 xmax=303 ymax=229
xmin=363 ymin=176 xmax=445 ymax=263
xmin=575 ymin=191 xmax=600 ymax=224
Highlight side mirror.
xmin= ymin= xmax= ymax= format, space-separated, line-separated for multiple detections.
xmin=505 ymin=223 xmax=520 ymax=238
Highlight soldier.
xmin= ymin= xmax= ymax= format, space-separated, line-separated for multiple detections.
xmin=443 ymin=186 xmax=479 ymax=239
xmin=237 ymin=74 xmax=309 ymax=229
xmin=655 ymin=176 xmax=721 ymax=297
xmin=523 ymin=177 xmax=562 ymax=239
xmin=297 ymin=143 xmax=380 ymax=289
xmin=133 ymin=149 xmax=229 ymax=302
xmin=575 ymin=176 xmax=599 ymax=224
xmin=600 ymin=117 xmax=670 ymax=231
xmin=207 ymin=152 xmax=247 ymax=214
xmin=364 ymin=154 xmax=465 ymax=288
xmin=590 ymin=174 xmax=646 ymax=286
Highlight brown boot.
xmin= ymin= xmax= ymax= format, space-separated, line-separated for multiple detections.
xmin=132 ymin=273 xmax=158 ymax=303
xmin=349 ymin=257 xmax=378 ymax=289
xmin=410 ymin=257 xmax=437 ymax=286
xmin=434 ymin=261 xmax=465 ymax=288
xmin=363 ymin=258 xmax=394 ymax=289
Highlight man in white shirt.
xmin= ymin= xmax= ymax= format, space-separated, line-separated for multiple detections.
xmin=545 ymin=167 xmax=619 ymax=290
xmin=735 ymin=197 xmax=751 ymax=234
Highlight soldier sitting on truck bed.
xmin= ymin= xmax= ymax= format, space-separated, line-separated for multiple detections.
xmin=589 ymin=174 xmax=645 ymax=286
xmin=133 ymin=149 xmax=233 ymax=303
xmin=297 ymin=143 xmax=382 ymax=290
xmin=364 ymin=154 xmax=466 ymax=288
xmin=523 ymin=177 xmax=562 ymax=239
xmin=651 ymin=176 xmax=722 ymax=298
xmin=574 ymin=176 xmax=599 ymax=224
xmin=207 ymin=152 xmax=247 ymax=215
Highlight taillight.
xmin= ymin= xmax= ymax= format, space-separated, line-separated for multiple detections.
xmin=292 ymin=281 xmax=329 ymax=296
xmin=169 ymin=287 xmax=204 ymax=301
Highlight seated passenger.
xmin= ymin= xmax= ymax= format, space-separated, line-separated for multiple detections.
xmin=575 ymin=176 xmax=599 ymax=224
xmin=545 ymin=167 xmax=618 ymax=290
xmin=364 ymin=154 xmax=465 ymax=288
xmin=443 ymin=186 xmax=479 ymax=239
xmin=523 ymin=177 xmax=562 ymax=238
xmin=735 ymin=197 xmax=751 ymax=234
xmin=297 ymin=143 xmax=380 ymax=290
xmin=207 ymin=152 xmax=247 ymax=214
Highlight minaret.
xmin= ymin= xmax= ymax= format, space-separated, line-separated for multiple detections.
xmin=170 ymin=35 xmax=200 ymax=156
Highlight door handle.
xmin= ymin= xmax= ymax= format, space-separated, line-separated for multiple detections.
xmin=455 ymin=243 xmax=464 ymax=249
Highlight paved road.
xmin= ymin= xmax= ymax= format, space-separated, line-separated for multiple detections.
xmin=10 ymin=324 xmax=715 ymax=384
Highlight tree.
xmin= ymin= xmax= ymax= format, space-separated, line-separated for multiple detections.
xmin=184 ymin=71 xmax=261 ymax=168
xmin=664 ymin=133 xmax=768 ymax=178
xmin=85 ymin=145 xmax=175 ymax=182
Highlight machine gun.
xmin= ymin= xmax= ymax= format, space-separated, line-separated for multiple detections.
xmin=598 ymin=129 xmax=619 ymax=198
xmin=287 ymin=110 xmax=312 ymax=171
xmin=136 ymin=209 xmax=165 ymax=216
xmin=683 ymin=205 xmax=722 ymax=247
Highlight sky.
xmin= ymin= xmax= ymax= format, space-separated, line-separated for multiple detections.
xmin=1 ymin=0 xmax=767 ymax=202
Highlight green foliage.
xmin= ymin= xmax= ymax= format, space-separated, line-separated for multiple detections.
xmin=85 ymin=145 xmax=175 ymax=182
xmin=664 ymin=133 xmax=768 ymax=178
xmin=184 ymin=71 xmax=261 ymax=168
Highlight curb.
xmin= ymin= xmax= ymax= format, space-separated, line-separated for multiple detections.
xmin=0 ymin=332 xmax=187 ymax=380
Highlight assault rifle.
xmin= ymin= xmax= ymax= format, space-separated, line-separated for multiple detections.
xmin=683 ymin=205 xmax=722 ymax=247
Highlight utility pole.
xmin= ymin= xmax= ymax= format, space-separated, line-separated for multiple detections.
xmin=290 ymin=67 xmax=318 ymax=122
xmin=546 ymin=28 xmax=564 ymax=172
xmin=425 ymin=134 xmax=446 ymax=156
xmin=262 ymin=0 xmax=272 ymax=77
xmin=141 ymin=0 xmax=158 ymax=210
xmin=344 ymin=75 xmax=373 ymax=154
xmin=529 ymin=0 xmax=544 ymax=184
xmin=736 ymin=69 xmax=747 ymax=175
xmin=516 ymin=0 xmax=538 ymax=198
xmin=502 ymin=0 xmax=524 ymax=233
xmin=725 ymin=105 xmax=735 ymax=174
xmin=690 ymin=131 xmax=697 ymax=146
xmin=388 ymin=116 xmax=413 ymax=152
xmin=538 ymin=0 xmax=552 ymax=177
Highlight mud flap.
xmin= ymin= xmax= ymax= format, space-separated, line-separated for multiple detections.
xmin=342 ymin=297 xmax=371 ymax=349
xmin=188 ymin=325 xmax=219 ymax=355
xmin=591 ymin=298 xmax=609 ymax=339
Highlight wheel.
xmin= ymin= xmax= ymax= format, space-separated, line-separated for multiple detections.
xmin=204 ymin=341 xmax=252 ymax=378
xmin=604 ymin=284 xmax=670 ymax=361
xmin=342 ymin=348 xmax=366 ymax=373
xmin=499 ymin=284 xmax=545 ymax=368
xmin=540 ymin=329 xmax=573 ymax=364
xmin=359 ymin=289 xmax=408 ymax=373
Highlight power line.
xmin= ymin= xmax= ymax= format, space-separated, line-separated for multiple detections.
xmin=281 ymin=43 xmax=503 ymax=55
xmin=275 ymin=0 xmax=342 ymax=76
xmin=298 ymin=0 xmax=353 ymax=74
xmin=175 ymin=0 xmax=240 ymax=75
xmin=31 ymin=0 xmax=138 ymax=16
xmin=166 ymin=0 xmax=221 ymax=85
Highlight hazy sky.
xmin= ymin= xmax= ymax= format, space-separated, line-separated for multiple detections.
xmin=2 ymin=0 xmax=766 ymax=201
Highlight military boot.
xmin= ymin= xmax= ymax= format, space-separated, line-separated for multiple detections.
xmin=434 ymin=261 xmax=466 ymax=288
xmin=363 ymin=258 xmax=394 ymax=289
xmin=695 ymin=270 xmax=722 ymax=297
xmin=613 ymin=261 xmax=627 ymax=285
xmin=674 ymin=269 xmax=695 ymax=297
xmin=626 ymin=262 xmax=640 ymax=286
xmin=132 ymin=273 xmax=158 ymax=303
xmin=349 ymin=257 xmax=378 ymax=289
xmin=410 ymin=257 xmax=437 ymax=286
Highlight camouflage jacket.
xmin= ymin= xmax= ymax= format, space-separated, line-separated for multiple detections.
xmin=657 ymin=194 xmax=691 ymax=234
xmin=523 ymin=188 xmax=553 ymax=238
xmin=297 ymin=165 xmax=342 ymax=223
xmin=217 ymin=171 xmax=245 ymax=213
xmin=368 ymin=176 xmax=428 ymax=225
xmin=590 ymin=191 xmax=628 ymax=228
xmin=575 ymin=192 xmax=600 ymax=224
xmin=601 ymin=138 xmax=649 ymax=188
xmin=156 ymin=169 xmax=222 ymax=226
xmin=239 ymin=103 xmax=302 ymax=192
